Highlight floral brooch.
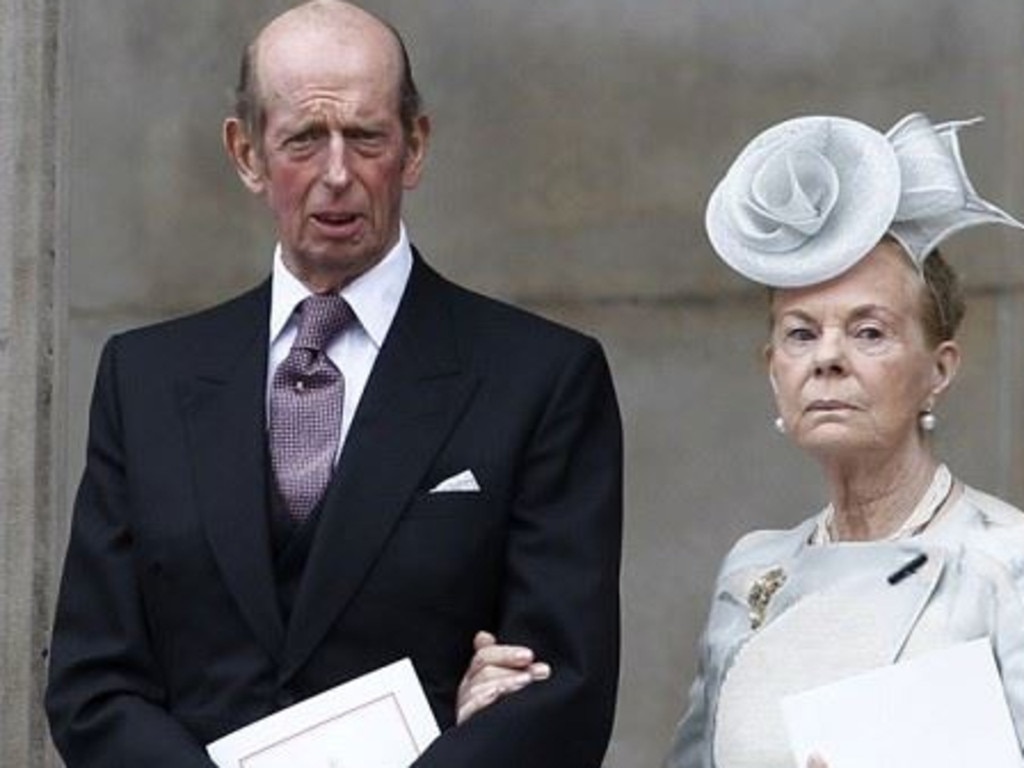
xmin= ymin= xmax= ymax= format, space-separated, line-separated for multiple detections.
xmin=747 ymin=566 xmax=787 ymax=630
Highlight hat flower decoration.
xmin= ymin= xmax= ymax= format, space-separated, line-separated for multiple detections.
xmin=705 ymin=112 xmax=1024 ymax=287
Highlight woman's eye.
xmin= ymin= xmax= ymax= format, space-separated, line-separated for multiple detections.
xmin=785 ymin=327 xmax=815 ymax=342
xmin=854 ymin=325 xmax=884 ymax=341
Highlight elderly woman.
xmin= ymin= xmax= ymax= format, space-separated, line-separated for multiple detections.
xmin=455 ymin=112 xmax=1024 ymax=767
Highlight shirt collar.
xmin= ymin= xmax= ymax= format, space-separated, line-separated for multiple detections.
xmin=269 ymin=224 xmax=413 ymax=348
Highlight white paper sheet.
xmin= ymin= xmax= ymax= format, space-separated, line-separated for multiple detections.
xmin=782 ymin=638 xmax=1023 ymax=768
xmin=206 ymin=658 xmax=440 ymax=768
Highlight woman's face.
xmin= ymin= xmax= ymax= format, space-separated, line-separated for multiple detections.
xmin=767 ymin=240 xmax=959 ymax=461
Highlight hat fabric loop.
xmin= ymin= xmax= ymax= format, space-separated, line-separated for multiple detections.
xmin=886 ymin=115 xmax=1024 ymax=267
xmin=887 ymin=113 xmax=968 ymax=222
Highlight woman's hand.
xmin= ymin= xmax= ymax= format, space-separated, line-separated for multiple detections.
xmin=455 ymin=631 xmax=551 ymax=725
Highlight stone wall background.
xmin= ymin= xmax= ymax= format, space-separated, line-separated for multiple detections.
xmin=1 ymin=1 xmax=65 ymax=765
xmin=22 ymin=0 xmax=1024 ymax=765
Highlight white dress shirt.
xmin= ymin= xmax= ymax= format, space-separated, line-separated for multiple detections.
xmin=266 ymin=225 xmax=413 ymax=458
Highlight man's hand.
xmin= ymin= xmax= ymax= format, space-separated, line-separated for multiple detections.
xmin=455 ymin=631 xmax=551 ymax=725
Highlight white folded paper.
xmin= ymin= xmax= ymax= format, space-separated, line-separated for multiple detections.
xmin=206 ymin=658 xmax=440 ymax=768
xmin=782 ymin=638 xmax=1023 ymax=768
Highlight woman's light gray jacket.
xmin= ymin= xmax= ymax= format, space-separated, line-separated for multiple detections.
xmin=666 ymin=484 xmax=1024 ymax=768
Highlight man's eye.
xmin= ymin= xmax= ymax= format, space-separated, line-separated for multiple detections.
xmin=288 ymin=130 xmax=316 ymax=145
xmin=284 ymin=127 xmax=326 ymax=149
xmin=347 ymin=130 xmax=387 ymax=152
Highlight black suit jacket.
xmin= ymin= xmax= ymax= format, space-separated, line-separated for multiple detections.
xmin=46 ymin=254 xmax=623 ymax=767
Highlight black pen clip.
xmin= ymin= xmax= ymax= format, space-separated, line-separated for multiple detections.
xmin=887 ymin=553 xmax=928 ymax=585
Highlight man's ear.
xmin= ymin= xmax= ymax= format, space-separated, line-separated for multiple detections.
xmin=223 ymin=117 xmax=266 ymax=195
xmin=400 ymin=113 xmax=431 ymax=190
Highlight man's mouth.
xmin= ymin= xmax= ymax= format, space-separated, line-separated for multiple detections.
xmin=310 ymin=211 xmax=362 ymax=237
xmin=312 ymin=211 xmax=359 ymax=226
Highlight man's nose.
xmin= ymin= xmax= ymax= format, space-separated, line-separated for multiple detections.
xmin=322 ymin=136 xmax=350 ymax=189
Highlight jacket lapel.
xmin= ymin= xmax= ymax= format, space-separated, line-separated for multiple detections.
xmin=883 ymin=545 xmax=946 ymax=661
xmin=793 ymin=542 xmax=947 ymax=663
xmin=718 ymin=537 xmax=947 ymax=664
xmin=281 ymin=259 xmax=478 ymax=678
xmin=178 ymin=282 xmax=286 ymax=662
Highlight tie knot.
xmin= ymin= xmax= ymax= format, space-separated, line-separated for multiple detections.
xmin=293 ymin=294 xmax=351 ymax=352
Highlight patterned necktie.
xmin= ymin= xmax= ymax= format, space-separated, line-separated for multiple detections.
xmin=269 ymin=294 xmax=351 ymax=523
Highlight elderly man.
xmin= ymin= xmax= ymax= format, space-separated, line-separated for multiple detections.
xmin=45 ymin=2 xmax=622 ymax=767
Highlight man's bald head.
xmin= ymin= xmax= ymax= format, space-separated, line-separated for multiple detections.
xmin=233 ymin=1 xmax=422 ymax=147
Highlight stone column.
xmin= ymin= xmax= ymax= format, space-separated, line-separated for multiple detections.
xmin=0 ymin=1 xmax=67 ymax=766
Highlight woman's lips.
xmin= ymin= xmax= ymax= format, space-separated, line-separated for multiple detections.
xmin=806 ymin=399 xmax=857 ymax=413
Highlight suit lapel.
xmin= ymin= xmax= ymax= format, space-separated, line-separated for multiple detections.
xmin=282 ymin=259 xmax=479 ymax=678
xmin=178 ymin=282 xmax=286 ymax=662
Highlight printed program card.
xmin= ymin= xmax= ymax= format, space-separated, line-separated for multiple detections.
xmin=207 ymin=658 xmax=439 ymax=768
xmin=782 ymin=638 xmax=1023 ymax=768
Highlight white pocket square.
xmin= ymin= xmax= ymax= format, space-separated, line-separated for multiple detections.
xmin=428 ymin=469 xmax=481 ymax=493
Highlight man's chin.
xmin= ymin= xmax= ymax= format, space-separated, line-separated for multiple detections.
xmin=286 ymin=247 xmax=385 ymax=292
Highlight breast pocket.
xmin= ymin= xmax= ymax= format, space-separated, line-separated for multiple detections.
xmin=362 ymin=491 xmax=504 ymax=617
xmin=404 ymin=489 xmax=489 ymax=519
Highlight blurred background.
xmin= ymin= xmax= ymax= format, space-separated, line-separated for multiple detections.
xmin=9 ymin=0 xmax=1024 ymax=765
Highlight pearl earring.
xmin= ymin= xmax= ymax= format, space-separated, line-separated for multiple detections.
xmin=774 ymin=416 xmax=786 ymax=434
xmin=919 ymin=410 xmax=937 ymax=432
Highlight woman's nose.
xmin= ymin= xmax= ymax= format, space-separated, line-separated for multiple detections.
xmin=812 ymin=329 xmax=847 ymax=375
